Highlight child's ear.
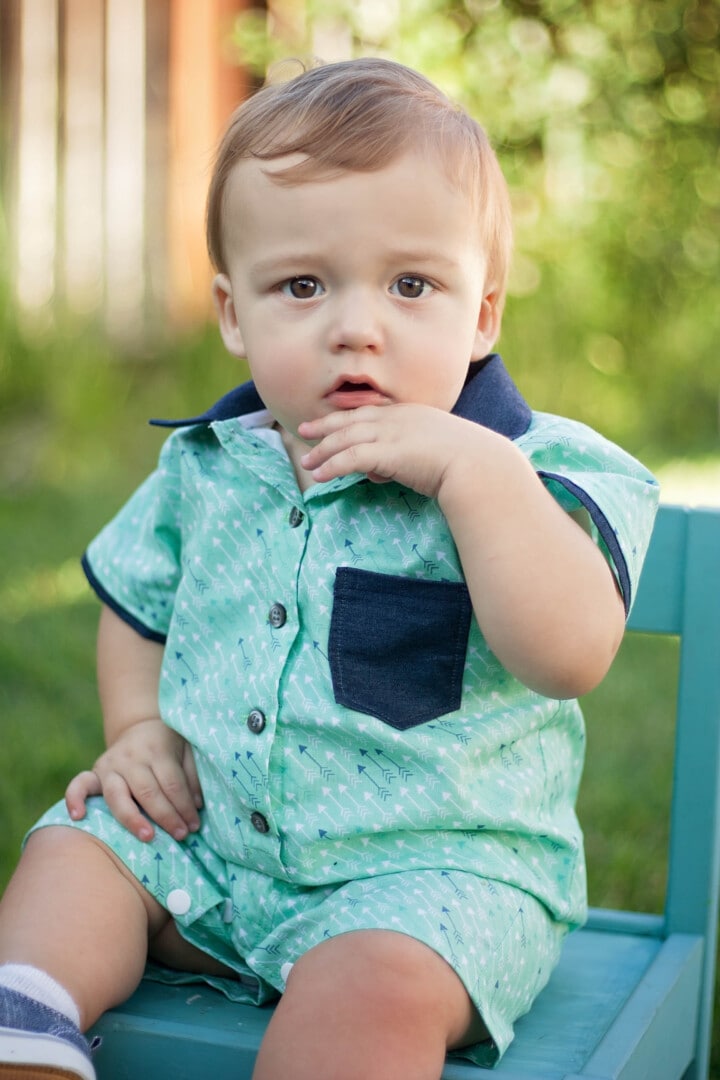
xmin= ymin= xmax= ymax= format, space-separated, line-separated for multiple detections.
xmin=212 ymin=274 xmax=246 ymax=357
xmin=471 ymin=290 xmax=501 ymax=360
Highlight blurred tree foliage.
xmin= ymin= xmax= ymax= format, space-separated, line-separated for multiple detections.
xmin=230 ymin=0 xmax=720 ymax=458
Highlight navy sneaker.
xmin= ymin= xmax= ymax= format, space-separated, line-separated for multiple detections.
xmin=0 ymin=987 xmax=96 ymax=1079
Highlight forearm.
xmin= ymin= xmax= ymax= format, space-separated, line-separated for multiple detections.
xmin=97 ymin=604 xmax=165 ymax=745
xmin=437 ymin=426 xmax=625 ymax=699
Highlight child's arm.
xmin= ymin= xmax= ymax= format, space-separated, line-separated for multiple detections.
xmin=299 ymin=404 xmax=625 ymax=700
xmin=65 ymin=605 xmax=203 ymax=842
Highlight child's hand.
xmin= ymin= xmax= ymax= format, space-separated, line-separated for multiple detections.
xmin=298 ymin=404 xmax=467 ymax=496
xmin=65 ymin=718 xmax=203 ymax=843
xmin=302 ymin=401 xmax=625 ymax=699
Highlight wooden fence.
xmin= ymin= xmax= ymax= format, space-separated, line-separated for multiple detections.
xmin=0 ymin=0 xmax=251 ymax=340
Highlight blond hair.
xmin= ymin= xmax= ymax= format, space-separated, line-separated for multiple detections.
xmin=207 ymin=58 xmax=512 ymax=306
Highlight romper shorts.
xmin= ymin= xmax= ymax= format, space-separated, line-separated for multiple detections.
xmin=29 ymin=797 xmax=569 ymax=1068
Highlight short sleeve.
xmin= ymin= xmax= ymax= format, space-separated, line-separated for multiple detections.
xmin=82 ymin=431 xmax=184 ymax=641
xmin=517 ymin=413 xmax=660 ymax=616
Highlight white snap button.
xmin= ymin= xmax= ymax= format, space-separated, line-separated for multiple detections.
xmin=280 ymin=961 xmax=294 ymax=984
xmin=167 ymin=888 xmax=192 ymax=916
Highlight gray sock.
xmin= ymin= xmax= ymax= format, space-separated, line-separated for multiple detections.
xmin=0 ymin=964 xmax=81 ymax=1027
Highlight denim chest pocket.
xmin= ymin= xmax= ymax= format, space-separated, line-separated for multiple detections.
xmin=328 ymin=567 xmax=473 ymax=730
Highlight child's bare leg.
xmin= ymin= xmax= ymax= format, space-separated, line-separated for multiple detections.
xmin=252 ymin=930 xmax=488 ymax=1080
xmin=0 ymin=825 xmax=168 ymax=1029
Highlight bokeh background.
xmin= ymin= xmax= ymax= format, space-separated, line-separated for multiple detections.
xmin=1 ymin=0 xmax=719 ymax=1071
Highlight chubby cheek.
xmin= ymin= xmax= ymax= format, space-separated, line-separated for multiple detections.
xmin=400 ymin=322 xmax=475 ymax=400
xmin=410 ymin=360 xmax=468 ymax=412
xmin=249 ymin=365 xmax=313 ymax=433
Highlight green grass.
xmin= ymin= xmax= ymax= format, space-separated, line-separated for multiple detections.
xmin=581 ymin=632 xmax=677 ymax=914
xmin=1 ymin=461 xmax=718 ymax=1074
xmin=0 ymin=485 xmax=109 ymax=875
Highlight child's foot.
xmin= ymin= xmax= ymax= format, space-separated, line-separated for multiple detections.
xmin=0 ymin=987 xmax=96 ymax=1080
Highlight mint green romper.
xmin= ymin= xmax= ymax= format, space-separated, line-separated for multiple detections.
xmin=31 ymin=355 xmax=659 ymax=1066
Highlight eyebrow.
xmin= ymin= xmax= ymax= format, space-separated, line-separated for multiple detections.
xmin=249 ymin=255 xmax=319 ymax=275
xmin=386 ymin=251 xmax=462 ymax=268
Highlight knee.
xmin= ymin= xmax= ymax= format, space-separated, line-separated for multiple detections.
xmin=289 ymin=931 xmax=427 ymax=1005
xmin=23 ymin=825 xmax=111 ymax=875
xmin=24 ymin=826 xmax=168 ymax=935
xmin=283 ymin=930 xmax=474 ymax=1048
xmin=254 ymin=932 xmax=480 ymax=1080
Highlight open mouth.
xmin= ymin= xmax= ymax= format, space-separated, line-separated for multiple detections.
xmin=337 ymin=380 xmax=374 ymax=393
xmin=325 ymin=378 xmax=390 ymax=409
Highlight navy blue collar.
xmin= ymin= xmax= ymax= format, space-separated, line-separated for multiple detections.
xmin=151 ymin=353 xmax=532 ymax=441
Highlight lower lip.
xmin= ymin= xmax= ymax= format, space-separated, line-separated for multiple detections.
xmin=325 ymin=389 xmax=390 ymax=409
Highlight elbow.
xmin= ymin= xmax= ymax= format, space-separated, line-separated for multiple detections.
xmin=486 ymin=582 xmax=627 ymax=700
xmin=523 ymin=628 xmax=625 ymax=701
xmin=532 ymin=666 xmax=611 ymax=702
xmin=507 ymin=610 xmax=626 ymax=701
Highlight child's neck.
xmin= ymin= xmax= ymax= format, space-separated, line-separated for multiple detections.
xmin=276 ymin=423 xmax=314 ymax=493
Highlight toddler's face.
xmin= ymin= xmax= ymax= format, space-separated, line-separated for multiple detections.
xmin=213 ymin=150 xmax=499 ymax=459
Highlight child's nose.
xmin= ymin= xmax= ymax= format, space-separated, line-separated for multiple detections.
xmin=328 ymin=291 xmax=384 ymax=353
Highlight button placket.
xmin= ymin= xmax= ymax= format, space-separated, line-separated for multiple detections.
xmin=237 ymin=496 xmax=308 ymax=867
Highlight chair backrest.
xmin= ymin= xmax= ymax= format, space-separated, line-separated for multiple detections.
xmin=626 ymin=504 xmax=720 ymax=1076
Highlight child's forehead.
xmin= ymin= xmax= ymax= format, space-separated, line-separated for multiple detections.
xmin=223 ymin=149 xmax=476 ymax=214
xmin=219 ymin=153 xmax=485 ymax=275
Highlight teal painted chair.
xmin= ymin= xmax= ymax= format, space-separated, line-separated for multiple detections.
xmin=91 ymin=504 xmax=720 ymax=1079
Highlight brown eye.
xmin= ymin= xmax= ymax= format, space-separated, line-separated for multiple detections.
xmin=393 ymin=276 xmax=430 ymax=299
xmin=282 ymin=277 xmax=322 ymax=299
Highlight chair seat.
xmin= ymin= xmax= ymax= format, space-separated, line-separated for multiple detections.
xmin=90 ymin=917 xmax=703 ymax=1080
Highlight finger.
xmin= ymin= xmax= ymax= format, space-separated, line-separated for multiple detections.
xmin=65 ymin=770 xmax=102 ymax=821
xmin=182 ymin=744 xmax=204 ymax=810
xmin=131 ymin=762 xmax=201 ymax=841
xmin=153 ymin=759 xmax=202 ymax=833
xmin=300 ymin=423 xmax=384 ymax=477
xmin=124 ymin=768 xmax=193 ymax=842
xmin=306 ymin=441 xmax=397 ymax=484
xmin=298 ymin=408 xmax=379 ymax=447
xmin=99 ymin=771 xmax=157 ymax=842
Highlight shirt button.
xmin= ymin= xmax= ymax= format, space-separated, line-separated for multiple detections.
xmin=288 ymin=506 xmax=305 ymax=528
xmin=268 ymin=603 xmax=287 ymax=628
xmin=167 ymin=889 xmax=192 ymax=916
xmin=247 ymin=709 xmax=266 ymax=734
xmin=250 ymin=811 xmax=270 ymax=834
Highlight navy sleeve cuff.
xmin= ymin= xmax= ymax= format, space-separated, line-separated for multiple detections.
xmin=536 ymin=471 xmax=632 ymax=616
xmin=81 ymin=552 xmax=168 ymax=644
